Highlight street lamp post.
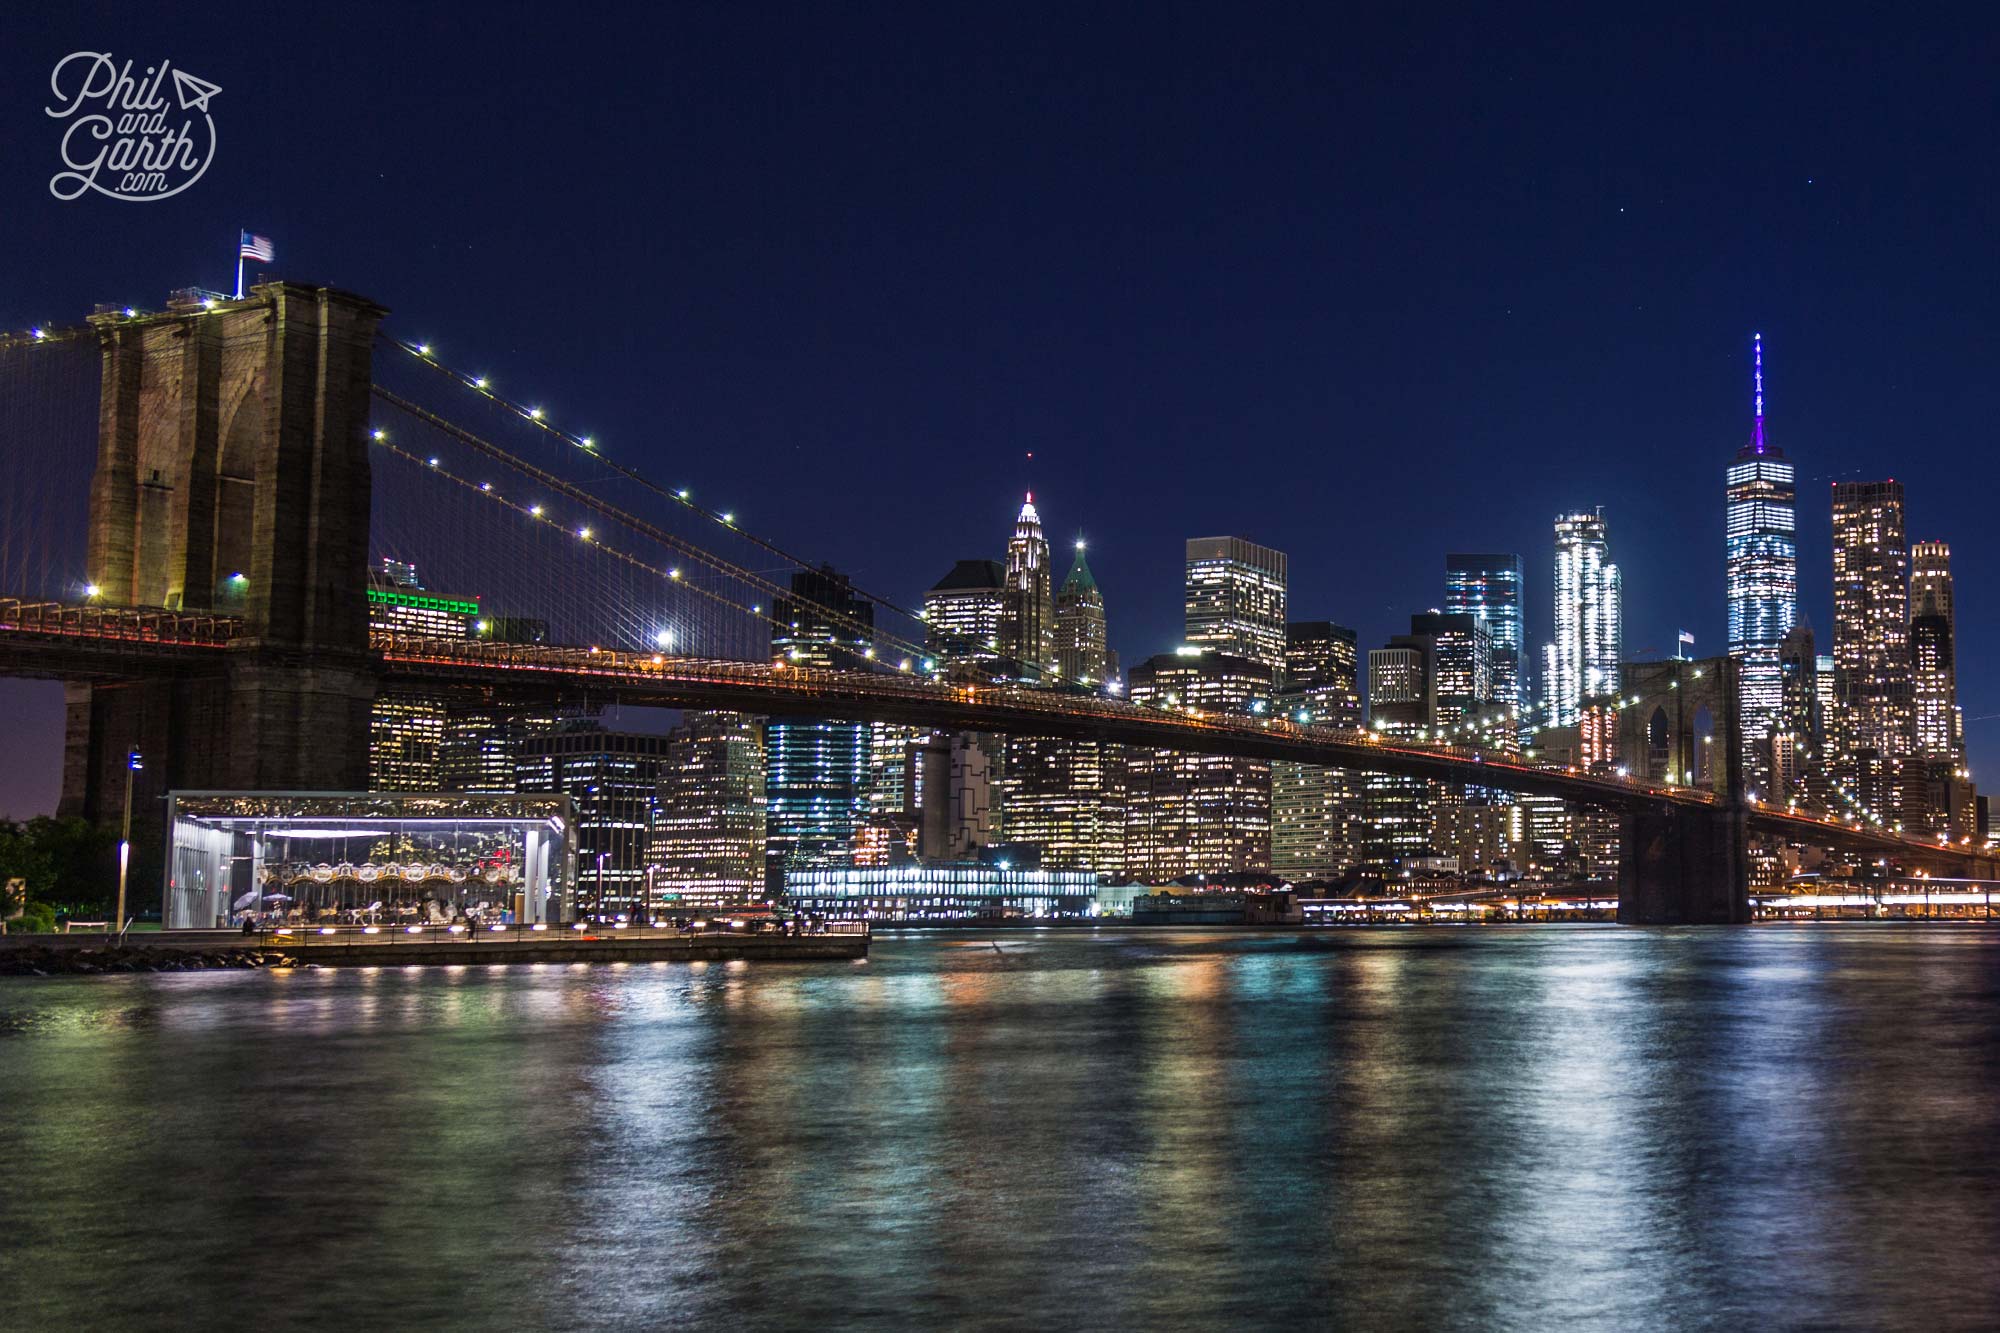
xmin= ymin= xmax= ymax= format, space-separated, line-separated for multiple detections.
xmin=116 ymin=749 xmax=142 ymax=938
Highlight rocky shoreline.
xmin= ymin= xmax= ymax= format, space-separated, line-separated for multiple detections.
xmin=0 ymin=945 xmax=310 ymax=977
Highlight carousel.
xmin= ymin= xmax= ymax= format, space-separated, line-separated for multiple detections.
xmin=242 ymin=858 xmax=528 ymax=924
xmin=166 ymin=792 xmax=576 ymax=930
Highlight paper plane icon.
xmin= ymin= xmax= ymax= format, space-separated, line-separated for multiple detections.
xmin=171 ymin=68 xmax=222 ymax=113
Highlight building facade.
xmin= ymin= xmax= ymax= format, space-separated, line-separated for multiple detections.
xmin=1909 ymin=540 xmax=1962 ymax=764
xmin=1445 ymin=553 xmax=1527 ymax=716
xmin=366 ymin=562 xmax=478 ymax=791
xmin=1364 ymin=642 xmax=1431 ymax=863
xmin=784 ymin=861 xmax=1099 ymax=919
xmin=1053 ymin=540 xmax=1112 ymax=687
xmin=1122 ymin=650 xmax=1274 ymax=880
xmin=651 ymin=710 xmax=767 ymax=907
xmin=515 ymin=723 xmax=668 ymax=918
xmin=1725 ymin=335 xmax=1798 ymax=795
xmin=1830 ymin=481 xmax=1912 ymax=826
xmin=1000 ymin=495 xmax=1057 ymax=676
xmin=1773 ymin=625 xmax=1821 ymax=806
xmin=1271 ymin=622 xmax=1364 ymax=882
xmin=1000 ymin=735 xmax=1122 ymax=872
xmin=1544 ymin=511 xmax=1621 ymax=727
xmin=766 ymin=567 xmax=875 ymax=880
xmin=1183 ymin=536 xmax=1288 ymax=671
xmin=923 ymin=559 xmax=1007 ymax=669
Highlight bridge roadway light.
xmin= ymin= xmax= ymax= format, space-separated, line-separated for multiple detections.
xmin=83 ymin=583 xmax=101 ymax=599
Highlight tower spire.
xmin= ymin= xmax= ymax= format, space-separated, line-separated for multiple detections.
xmin=1752 ymin=332 xmax=1765 ymax=453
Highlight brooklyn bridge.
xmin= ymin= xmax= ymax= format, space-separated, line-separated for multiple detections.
xmin=2 ymin=282 xmax=1990 ymax=922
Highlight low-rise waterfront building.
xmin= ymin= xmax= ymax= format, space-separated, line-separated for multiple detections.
xmin=783 ymin=861 xmax=1099 ymax=919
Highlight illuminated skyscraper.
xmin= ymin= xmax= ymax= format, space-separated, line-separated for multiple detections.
xmin=1725 ymin=334 xmax=1797 ymax=794
xmin=1005 ymin=538 xmax=1121 ymax=869
xmin=1543 ymin=511 xmax=1621 ymax=727
xmin=651 ymin=711 xmax=767 ymax=907
xmin=1909 ymin=541 xmax=1961 ymax=764
xmin=1773 ymin=625 xmax=1820 ymax=805
xmin=1053 ymin=539 xmax=1111 ymax=687
xmin=367 ymin=560 xmax=478 ymax=791
xmin=1184 ymin=536 xmax=1288 ymax=671
xmin=1409 ymin=612 xmax=1493 ymax=725
xmin=1000 ymin=495 xmax=1057 ymax=676
xmin=1000 ymin=735 xmax=1122 ymax=871
xmin=516 ymin=723 xmax=669 ymax=918
xmin=765 ymin=567 xmax=874 ymax=879
xmin=1364 ymin=642 xmax=1431 ymax=862
xmin=1909 ymin=541 xmax=1972 ymax=837
xmin=1444 ymin=554 xmax=1526 ymax=714
xmin=1830 ymin=481 xmax=1911 ymax=826
xmin=1271 ymin=622 xmax=1363 ymax=882
xmin=1122 ymin=650 xmax=1274 ymax=879
xmin=923 ymin=559 xmax=1006 ymax=668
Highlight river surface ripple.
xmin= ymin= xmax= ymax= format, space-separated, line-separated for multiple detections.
xmin=3 ymin=924 xmax=1998 ymax=1330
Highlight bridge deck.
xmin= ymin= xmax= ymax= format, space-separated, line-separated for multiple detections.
xmin=4 ymin=601 xmax=1989 ymax=873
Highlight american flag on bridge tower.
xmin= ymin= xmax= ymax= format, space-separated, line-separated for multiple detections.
xmin=239 ymin=232 xmax=275 ymax=262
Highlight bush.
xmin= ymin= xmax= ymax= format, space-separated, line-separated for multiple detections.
xmin=5 ymin=901 xmax=58 ymax=934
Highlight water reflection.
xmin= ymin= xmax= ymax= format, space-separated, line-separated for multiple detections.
xmin=3 ymin=926 xmax=1999 ymax=1328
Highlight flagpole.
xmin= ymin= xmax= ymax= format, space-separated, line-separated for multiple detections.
xmin=234 ymin=239 xmax=243 ymax=300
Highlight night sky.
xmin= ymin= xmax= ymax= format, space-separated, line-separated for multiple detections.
xmin=3 ymin=6 xmax=1997 ymax=817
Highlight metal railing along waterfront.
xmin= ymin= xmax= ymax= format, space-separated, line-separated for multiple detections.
xmin=243 ymin=917 xmax=868 ymax=947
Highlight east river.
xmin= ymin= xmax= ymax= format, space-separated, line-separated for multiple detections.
xmin=4 ymin=925 xmax=1999 ymax=1329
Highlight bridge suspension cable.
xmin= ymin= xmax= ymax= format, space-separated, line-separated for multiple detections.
xmin=369 ymin=331 xmax=1129 ymax=693
xmin=378 ymin=335 xmax=928 ymax=627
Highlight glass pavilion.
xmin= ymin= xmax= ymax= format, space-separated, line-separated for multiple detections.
xmin=165 ymin=792 xmax=575 ymax=930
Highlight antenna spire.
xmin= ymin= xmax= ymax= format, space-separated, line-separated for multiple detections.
xmin=1752 ymin=332 xmax=1765 ymax=453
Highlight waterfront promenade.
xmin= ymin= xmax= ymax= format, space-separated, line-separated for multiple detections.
xmin=0 ymin=921 xmax=869 ymax=969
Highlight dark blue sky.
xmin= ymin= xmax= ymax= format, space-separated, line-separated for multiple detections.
xmin=3 ymin=4 xmax=1997 ymax=816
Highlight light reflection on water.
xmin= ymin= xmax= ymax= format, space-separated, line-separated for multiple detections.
xmin=3 ymin=925 xmax=1999 ymax=1329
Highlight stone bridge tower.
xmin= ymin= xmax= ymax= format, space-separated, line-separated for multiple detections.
xmin=1614 ymin=656 xmax=1751 ymax=924
xmin=60 ymin=283 xmax=386 ymax=885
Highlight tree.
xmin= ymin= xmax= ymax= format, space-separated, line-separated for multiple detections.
xmin=0 ymin=817 xmax=117 ymax=916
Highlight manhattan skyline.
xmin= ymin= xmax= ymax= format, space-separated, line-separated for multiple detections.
xmin=1 ymin=8 xmax=1996 ymax=817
